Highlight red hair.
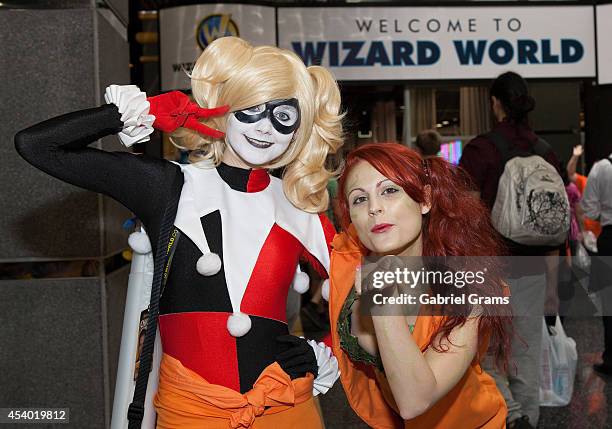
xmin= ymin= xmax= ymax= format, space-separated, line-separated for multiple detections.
xmin=337 ymin=143 xmax=511 ymax=370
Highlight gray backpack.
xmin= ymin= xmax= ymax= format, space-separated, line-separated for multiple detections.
xmin=488 ymin=132 xmax=570 ymax=246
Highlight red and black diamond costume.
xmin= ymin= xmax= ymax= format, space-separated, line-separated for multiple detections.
xmin=15 ymin=96 xmax=337 ymax=427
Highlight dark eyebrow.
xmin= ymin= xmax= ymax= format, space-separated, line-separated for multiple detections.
xmin=348 ymin=179 xmax=394 ymax=198
xmin=377 ymin=179 xmax=394 ymax=188
xmin=347 ymin=187 xmax=365 ymax=198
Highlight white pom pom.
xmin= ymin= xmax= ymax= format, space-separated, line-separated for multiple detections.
xmin=196 ymin=252 xmax=222 ymax=276
xmin=128 ymin=231 xmax=152 ymax=254
xmin=292 ymin=271 xmax=310 ymax=294
xmin=321 ymin=279 xmax=330 ymax=301
xmin=227 ymin=312 xmax=252 ymax=337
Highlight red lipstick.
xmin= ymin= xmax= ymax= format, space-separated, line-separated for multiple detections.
xmin=371 ymin=223 xmax=394 ymax=233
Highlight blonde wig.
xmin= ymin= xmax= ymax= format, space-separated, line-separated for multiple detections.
xmin=172 ymin=36 xmax=344 ymax=213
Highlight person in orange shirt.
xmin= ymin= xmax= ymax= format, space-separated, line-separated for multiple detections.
xmin=328 ymin=143 xmax=512 ymax=429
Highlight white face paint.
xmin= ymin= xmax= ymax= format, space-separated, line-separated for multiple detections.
xmin=225 ymin=105 xmax=297 ymax=167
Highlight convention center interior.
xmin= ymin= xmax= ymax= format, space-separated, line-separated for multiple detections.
xmin=3 ymin=1 xmax=612 ymax=428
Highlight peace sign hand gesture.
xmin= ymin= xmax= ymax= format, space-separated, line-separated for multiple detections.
xmin=147 ymin=91 xmax=229 ymax=138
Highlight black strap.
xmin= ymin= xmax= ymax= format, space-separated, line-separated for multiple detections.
xmin=533 ymin=138 xmax=552 ymax=159
xmin=127 ymin=175 xmax=182 ymax=429
xmin=162 ymin=228 xmax=181 ymax=297
xmin=485 ymin=131 xmax=512 ymax=165
xmin=607 ymin=157 xmax=612 ymax=166
xmin=485 ymin=130 xmax=551 ymax=165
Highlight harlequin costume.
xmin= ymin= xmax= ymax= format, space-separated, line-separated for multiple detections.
xmin=15 ymin=86 xmax=339 ymax=428
xmin=328 ymin=225 xmax=507 ymax=429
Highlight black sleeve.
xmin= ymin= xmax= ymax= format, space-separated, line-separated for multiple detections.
xmin=14 ymin=103 xmax=181 ymax=240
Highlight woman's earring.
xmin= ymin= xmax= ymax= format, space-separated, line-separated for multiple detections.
xmin=422 ymin=185 xmax=432 ymax=215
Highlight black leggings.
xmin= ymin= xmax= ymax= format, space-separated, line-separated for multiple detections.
xmin=597 ymin=227 xmax=612 ymax=363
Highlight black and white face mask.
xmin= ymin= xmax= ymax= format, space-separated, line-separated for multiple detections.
xmin=233 ymin=98 xmax=301 ymax=135
xmin=225 ymin=98 xmax=301 ymax=166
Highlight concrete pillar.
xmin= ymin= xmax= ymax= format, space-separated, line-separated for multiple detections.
xmin=1 ymin=2 xmax=130 ymax=427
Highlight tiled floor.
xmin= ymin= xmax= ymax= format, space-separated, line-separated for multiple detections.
xmin=304 ymin=315 xmax=612 ymax=428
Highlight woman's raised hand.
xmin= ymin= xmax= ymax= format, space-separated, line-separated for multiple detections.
xmin=147 ymin=91 xmax=229 ymax=138
xmin=356 ymin=255 xmax=404 ymax=296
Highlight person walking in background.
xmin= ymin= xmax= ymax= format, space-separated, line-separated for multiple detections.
xmin=567 ymin=144 xmax=584 ymax=185
xmin=551 ymin=161 xmax=584 ymax=328
xmin=459 ymin=71 xmax=567 ymax=429
xmin=567 ymin=144 xmax=602 ymax=239
xmin=565 ymin=169 xmax=585 ymax=256
xmin=581 ymin=152 xmax=612 ymax=376
xmin=415 ymin=129 xmax=443 ymax=158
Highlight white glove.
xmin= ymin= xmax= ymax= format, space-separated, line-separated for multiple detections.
xmin=307 ymin=339 xmax=340 ymax=396
xmin=104 ymin=84 xmax=155 ymax=147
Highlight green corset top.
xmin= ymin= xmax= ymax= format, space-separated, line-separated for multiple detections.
xmin=337 ymin=287 xmax=416 ymax=372
xmin=337 ymin=288 xmax=383 ymax=370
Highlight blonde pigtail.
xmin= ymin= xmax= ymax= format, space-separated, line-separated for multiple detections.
xmin=283 ymin=66 xmax=344 ymax=213
xmin=170 ymin=37 xmax=255 ymax=164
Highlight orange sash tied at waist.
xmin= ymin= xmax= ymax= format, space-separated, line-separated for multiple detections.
xmin=154 ymin=353 xmax=315 ymax=429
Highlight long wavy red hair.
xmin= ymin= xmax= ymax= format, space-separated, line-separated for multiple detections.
xmin=337 ymin=143 xmax=511 ymax=370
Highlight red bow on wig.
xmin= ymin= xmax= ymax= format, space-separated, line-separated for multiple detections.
xmin=147 ymin=91 xmax=229 ymax=138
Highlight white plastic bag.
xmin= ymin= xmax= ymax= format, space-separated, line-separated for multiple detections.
xmin=574 ymin=241 xmax=591 ymax=271
xmin=539 ymin=317 xmax=578 ymax=406
xmin=583 ymin=230 xmax=598 ymax=253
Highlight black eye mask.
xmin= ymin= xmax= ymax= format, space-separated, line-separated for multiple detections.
xmin=233 ymin=98 xmax=301 ymax=135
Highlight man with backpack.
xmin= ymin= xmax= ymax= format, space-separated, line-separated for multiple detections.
xmin=460 ymin=72 xmax=569 ymax=429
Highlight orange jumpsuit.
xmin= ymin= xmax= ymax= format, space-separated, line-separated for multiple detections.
xmin=328 ymin=226 xmax=507 ymax=429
